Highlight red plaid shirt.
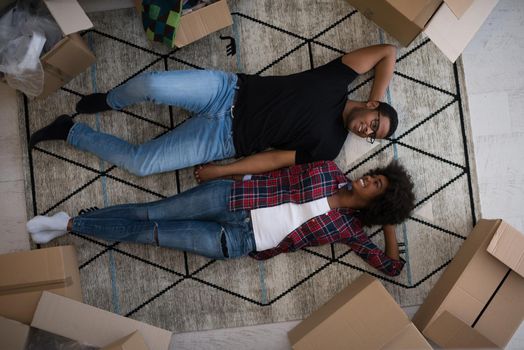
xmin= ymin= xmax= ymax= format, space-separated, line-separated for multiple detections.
xmin=229 ymin=161 xmax=405 ymax=277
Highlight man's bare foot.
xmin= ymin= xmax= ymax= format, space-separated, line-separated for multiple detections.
xmin=194 ymin=164 xmax=223 ymax=183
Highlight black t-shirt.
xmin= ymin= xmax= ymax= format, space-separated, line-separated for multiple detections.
xmin=232 ymin=57 xmax=359 ymax=164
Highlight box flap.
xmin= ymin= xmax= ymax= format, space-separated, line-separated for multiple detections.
xmin=0 ymin=247 xmax=70 ymax=292
xmin=43 ymin=0 xmax=93 ymax=35
xmin=174 ymin=0 xmax=232 ymax=47
xmin=0 ymin=316 xmax=30 ymax=350
xmin=102 ymin=331 xmax=150 ymax=350
xmin=288 ymin=274 xmax=411 ymax=350
xmin=31 ymin=292 xmax=171 ymax=350
xmin=444 ymin=0 xmax=474 ymax=18
xmin=424 ymin=0 xmax=499 ymax=62
xmin=487 ymin=220 xmax=524 ymax=278
xmin=388 ymin=0 xmax=443 ymax=26
xmin=424 ymin=311 xmax=497 ymax=348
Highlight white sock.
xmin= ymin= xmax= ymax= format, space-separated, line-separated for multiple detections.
xmin=26 ymin=211 xmax=70 ymax=234
xmin=30 ymin=230 xmax=67 ymax=244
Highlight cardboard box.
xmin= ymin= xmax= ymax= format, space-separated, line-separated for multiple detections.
xmin=288 ymin=274 xmax=432 ymax=350
xmin=487 ymin=220 xmax=524 ymax=278
xmin=31 ymin=291 xmax=172 ymax=350
xmin=0 ymin=246 xmax=83 ymax=324
xmin=0 ymin=316 xmax=30 ymax=350
xmin=38 ymin=0 xmax=96 ymax=98
xmin=424 ymin=311 xmax=498 ymax=349
xmin=102 ymin=331 xmax=150 ymax=350
xmin=134 ymin=0 xmax=232 ymax=47
xmin=412 ymin=219 xmax=524 ymax=348
xmin=346 ymin=0 xmax=499 ymax=62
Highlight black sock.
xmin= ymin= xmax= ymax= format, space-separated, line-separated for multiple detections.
xmin=29 ymin=114 xmax=74 ymax=149
xmin=76 ymin=93 xmax=111 ymax=114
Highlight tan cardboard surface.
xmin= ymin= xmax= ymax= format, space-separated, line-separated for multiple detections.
xmin=43 ymin=0 xmax=93 ymax=35
xmin=487 ymin=220 xmax=524 ymax=277
xmin=0 ymin=246 xmax=82 ymax=324
xmin=31 ymin=292 xmax=172 ymax=350
xmin=413 ymin=219 xmax=524 ymax=348
xmin=40 ymin=34 xmax=96 ymax=99
xmin=288 ymin=274 xmax=430 ymax=350
xmin=474 ymin=271 xmax=524 ymax=348
xmin=174 ymin=0 xmax=232 ymax=47
xmin=389 ymin=0 xmax=443 ymax=26
xmin=102 ymin=331 xmax=150 ymax=350
xmin=424 ymin=311 xmax=497 ymax=348
xmin=0 ymin=316 xmax=30 ymax=350
xmin=382 ymin=324 xmax=432 ymax=349
xmin=424 ymin=0 xmax=499 ymax=62
xmin=444 ymin=0 xmax=474 ymax=18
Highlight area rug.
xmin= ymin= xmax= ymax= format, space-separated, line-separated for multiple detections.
xmin=19 ymin=0 xmax=481 ymax=332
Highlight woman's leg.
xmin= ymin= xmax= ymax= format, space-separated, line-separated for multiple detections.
xmin=107 ymin=70 xmax=237 ymax=115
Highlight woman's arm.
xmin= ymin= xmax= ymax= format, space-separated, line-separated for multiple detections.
xmin=341 ymin=44 xmax=397 ymax=102
xmin=194 ymin=150 xmax=296 ymax=183
xmin=382 ymin=224 xmax=400 ymax=261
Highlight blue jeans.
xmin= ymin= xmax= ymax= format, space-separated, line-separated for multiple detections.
xmin=71 ymin=180 xmax=256 ymax=259
xmin=68 ymin=70 xmax=238 ymax=176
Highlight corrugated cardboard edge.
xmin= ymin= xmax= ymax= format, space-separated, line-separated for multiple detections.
xmin=0 ymin=316 xmax=30 ymax=350
xmin=31 ymin=292 xmax=171 ymax=350
xmin=424 ymin=311 xmax=498 ymax=348
xmin=412 ymin=219 xmax=501 ymax=332
xmin=487 ymin=220 xmax=524 ymax=278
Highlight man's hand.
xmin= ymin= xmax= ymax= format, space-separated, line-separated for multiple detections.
xmin=193 ymin=150 xmax=296 ymax=183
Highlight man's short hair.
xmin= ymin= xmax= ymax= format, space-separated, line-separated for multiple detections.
xmin=377 ymin=102 xmax=398 ymax=138
xmin=357 ymin=160 xmax=415 ymax=227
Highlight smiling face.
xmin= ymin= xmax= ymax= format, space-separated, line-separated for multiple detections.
xmin=351 ymin=174 xmax=389 ymax=205
xmin=346 ymin=108 xmax=391 ymax=141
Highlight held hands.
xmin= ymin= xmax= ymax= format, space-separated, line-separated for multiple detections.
xmin=194 ymin=164 xmax=222 ymax=183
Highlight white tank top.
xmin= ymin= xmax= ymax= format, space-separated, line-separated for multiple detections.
xmin=250 ymin=197 xmax=331 ymax=251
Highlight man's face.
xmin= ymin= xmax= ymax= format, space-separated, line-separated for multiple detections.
xmin=346 ymin=108 xmax=390 ymax=141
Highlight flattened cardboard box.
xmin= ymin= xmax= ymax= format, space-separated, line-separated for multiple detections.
xmin=31 ymin=292 xmax=172 ymax=350
xmin=346 ymin=0 xmax=499 ymax=62
xmin=487 ymin=220 xmax=524 ymax=278
xmin=288 ymin=274 xmax=432 ymax=350
xmin=39 ymin=0 xmax=95 ymax=98
xmin=0 ymin=245 xmax=82 ymax=324
xmin=134 ymin=0 xmax=232 ymax=47
xmin=412 ymin=219 xmax=524 ymax=348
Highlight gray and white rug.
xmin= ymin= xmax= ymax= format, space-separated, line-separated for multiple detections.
xmin=19 ymin=0 xmax=481 ymax=333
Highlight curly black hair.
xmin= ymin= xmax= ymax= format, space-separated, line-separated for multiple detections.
xmin=357 ymin=160 xmax=415 ymax=227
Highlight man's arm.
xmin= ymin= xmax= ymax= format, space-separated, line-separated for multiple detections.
xmin=195 ymin=150 xmax=296 ymax=183
xmin=341 ymin=44 xmax=397 ymax=102
xmin=382 ymin=224 xmax=400 ymax=260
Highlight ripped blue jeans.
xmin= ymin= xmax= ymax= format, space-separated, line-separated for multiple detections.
xmin=71 ymin=180 xmax=255 ymax=259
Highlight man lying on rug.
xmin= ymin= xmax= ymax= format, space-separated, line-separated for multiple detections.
xmin=26 ymin=160 xmax=415 ymax=277
xmin=30 ymin=44 xmax=398 ymax=180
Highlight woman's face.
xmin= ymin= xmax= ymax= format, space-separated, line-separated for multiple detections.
xmin=351 ymin=174 xmax=389 ymax=205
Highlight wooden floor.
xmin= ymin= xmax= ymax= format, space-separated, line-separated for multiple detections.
xmin=1 ymin=0 xmax=523 ymax=348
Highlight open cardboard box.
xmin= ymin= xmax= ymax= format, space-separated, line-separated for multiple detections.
xmin=0 ymin=246 xmax=83 ymax=324
xmin=288 ymin=274 xmax=432 ymax=350
xmin=38 ymin=0 xmax=95 ymax=98
xmin=412 ymin=219 xmax=524 ymax=349
xmin=134 ymin=0 xmax=232 ymax=47
xmin=31 ymin=291 xmax=172 ymax=350
xmin=346 ymin=0 xmax=499 ymax=62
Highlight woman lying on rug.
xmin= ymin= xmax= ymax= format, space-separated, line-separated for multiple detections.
xmin=26 ymin=160 xmax=415 ymax=277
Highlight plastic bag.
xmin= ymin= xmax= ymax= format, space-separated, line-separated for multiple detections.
xmin=0 ymin=4 xmax=62 ymax=96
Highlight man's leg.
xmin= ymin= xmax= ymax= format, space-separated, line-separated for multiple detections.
xmin=77 ymin=70 xmax=237 ymax=115
xmin=67 ymin=110 xmax=235 ymax=176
